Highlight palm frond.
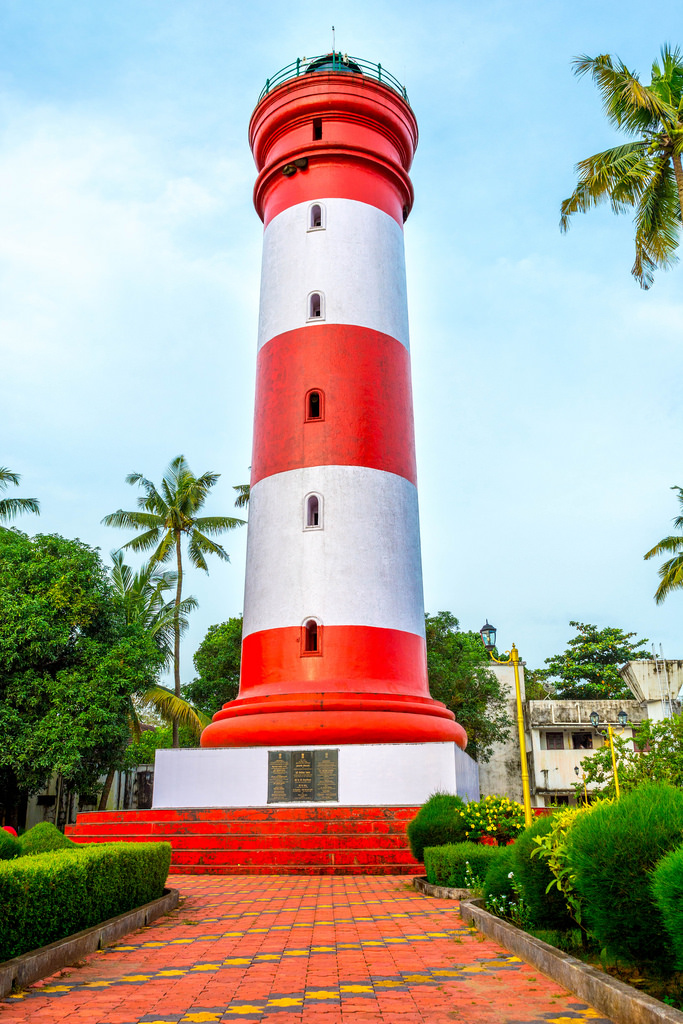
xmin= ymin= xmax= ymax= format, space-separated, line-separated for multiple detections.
xmin=142 ymin=685 xmax=209 ymax=739
xmin=0 ymin=496 xmax=41 ymax=521
xmin=193 ymin=515 xmax=245 ymax=535
xmin=0 ymin=467 xmax=21 ymax=489
xmin=561 ymin=142 xmax=649 ymax=230
xmin=632 ymin=158 xmax=680 ymax=288
xmin=233 ymin=483 xmax=250 ymax=509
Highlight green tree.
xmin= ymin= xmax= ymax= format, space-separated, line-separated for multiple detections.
xmin=579 ymin=715 xmax=683 ymax=796
xmin=122 ymin=724 xmax=198 ymax=769
xmin=425 ymin=612 xmax=510 ymax=762
xmin=644 ymin=484 xmax=683 ymax=603
xmin=103 ymin=456 xmax=244 ymax=747
xmin=182 ymin=616 xmax=243 ymax=718
xmin=561 ymin=46 xmax=683 ymax=288
xmin=535 ymin=621 xmax=650 ymax=699
xmin=0 ymin=467 xmax=40 ymax=526
xmin=0 ymin=531 xmax=162 ymax=826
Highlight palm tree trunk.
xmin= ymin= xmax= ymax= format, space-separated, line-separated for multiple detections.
xmin=672 ymin=151 xmax=683 ymax=223
xmin=173 ymin=531 xmax=183 ymax=748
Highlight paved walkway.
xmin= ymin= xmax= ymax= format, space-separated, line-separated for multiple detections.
xmin=1 ymin=875 xmax=613 ymax=1023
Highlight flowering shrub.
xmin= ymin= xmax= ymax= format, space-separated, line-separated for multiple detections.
xmin=485 ymin=870 xmax=531 ymax=930
xmin=460 ymin=795 xmax=526 ymax=844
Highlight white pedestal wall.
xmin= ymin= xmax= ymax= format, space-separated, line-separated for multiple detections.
xmin=152 ymin=742 xmax=471 ymax=809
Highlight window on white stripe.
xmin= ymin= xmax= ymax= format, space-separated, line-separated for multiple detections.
xmin=308 ymin=203 xmax=324 ymax=230
xmin=305 ymin=493 xmax=322 ymax=529
xmin=308 ymin=291 xmax=324 ymax=320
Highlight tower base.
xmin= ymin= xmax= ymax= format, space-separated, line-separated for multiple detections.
xmin=201 ymin=692 xmax=467 ymax=748
xmin=151 ymin=742 xmax=479 ymax=809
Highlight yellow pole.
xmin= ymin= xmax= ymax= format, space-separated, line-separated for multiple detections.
xmin=511 ymin=645 xmax=533 ymax=828
xmin=582 ymin=773 xmax=588 ymax=807
xmin=607 ymin=725 xmax=620 ymax=799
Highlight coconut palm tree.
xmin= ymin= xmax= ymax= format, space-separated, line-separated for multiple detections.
xmin=644 ymin=485 xmax=683 ymax=603
xmin=0 ymin=467 xmax=40 ymax=526
xmin=561 ymin=45 xmax=683 ymax=288
xmin=103 ymin=456 xmax=244 ymax=746
xmin=233 ymin=483 xmax=250 ymax=508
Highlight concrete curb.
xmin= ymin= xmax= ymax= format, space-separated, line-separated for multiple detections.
xmin=459 ymin=898 xmax=683 ymax=1024
xmin=0 ymin=887 xmax=179 ymax=998
xmin=412 ymin=877 xmax=472 ymax=900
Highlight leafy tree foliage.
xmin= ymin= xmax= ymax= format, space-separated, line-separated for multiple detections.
xmin=103 ymin=455 xmax=244 ymax=746
xmin=579 ymin=715 xmax=683 ymax=796
xmin=424 ymin=612 xmax=510 ymax=762
xmin=0 ymin=468 xmax=39 ymax=526
xmin=561 ymin=46 xmax=683 ymax=288
xmin=644 ymin=484 xmax=683 ymax=603
xmin=0 ymin=531 xmax=162 ymax=825
xmin=182 ymin=616 xmax=242 ymax=718
xmin=123 ymin=725 xmax=198 ymax=769
xmin=534 ymin=621 xmax=650 ymax=699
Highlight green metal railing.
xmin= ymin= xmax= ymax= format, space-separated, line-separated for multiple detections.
xmin=257 ymin=53 xmax=409 ymax=106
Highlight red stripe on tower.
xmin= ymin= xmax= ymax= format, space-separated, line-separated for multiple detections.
xmin=201 ymin=55 xmax=466 ymax=750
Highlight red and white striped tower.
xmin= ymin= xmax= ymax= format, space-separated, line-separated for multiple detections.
xmin=202 ymin=54 xmax=466 ymax=750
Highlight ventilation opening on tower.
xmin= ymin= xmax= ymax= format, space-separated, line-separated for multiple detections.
xmin=309 ymin=203 xmax=323 ymax=229
xmin=312 ymin=118 xmax=323 ymax=140
xmin=305 ymin=494 xmax=321 ymax=529
xmin=306 ymin=389 xmax=323 ymax=420
xmin=308 ymin=292 xmax=324 ymax=320
xmin=302 ymin=618 xmax=321 ymax=655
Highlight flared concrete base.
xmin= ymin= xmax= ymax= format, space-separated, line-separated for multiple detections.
xmin=152 ymin=741 xmax=479 ymax=809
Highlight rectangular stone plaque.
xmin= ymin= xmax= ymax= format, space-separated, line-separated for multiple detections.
xmin=267 ymin=749 xmax=339 ymax=803
xmin=267 ymin=751 xmax=292 ymax=803
xmin=313 ymin=749 xmax=338 ymax=802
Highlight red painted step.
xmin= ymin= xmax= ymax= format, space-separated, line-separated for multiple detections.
xmin=66 ymin=806 xmax=421 ymax=875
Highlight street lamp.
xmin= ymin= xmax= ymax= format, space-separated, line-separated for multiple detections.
xmin=574 ymin=765 xmax=589 ymax=806
xmin=589 ymin=711 xmax=629 ymax=799
xmin=479 ymin=621 xmax=532 ymax=827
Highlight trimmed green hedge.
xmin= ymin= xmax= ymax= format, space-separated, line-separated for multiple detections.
xmin=0 ymin=830 xmax=21 ymax=861
xmin=483 ymin=843 xmax=516 ymax=903
xmin=19 ymin=822 xmax=77 ymax=857
xmin=0 ymin=842 xmax=171 ymax=962
xmin=406 ymin=793 xmax=467 ymax=862
xmin=567 ymin=783 xmax=683 ymax=965
xmin=651 ymin=843 xmax=683 ymax=969
xmin=512 ymin=815 xmax=573 ymax=930
xmin=424 ymin=842 xmax=501 ymax=887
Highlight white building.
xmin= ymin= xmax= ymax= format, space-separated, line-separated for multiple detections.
xmin=479 ymin=659 xmax=682 ymax=807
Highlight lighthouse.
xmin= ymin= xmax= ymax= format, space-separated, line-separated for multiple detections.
xmin=201 ymin=52 xmax=467 ymax=754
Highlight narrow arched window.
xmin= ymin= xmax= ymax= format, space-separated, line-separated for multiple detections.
xmin=306 ymin=389 xmax=323 ymax=420
xmin=305 ymin=493 xmax=322 ymax=529
xmin=308 ymin=292 xmax=324 ymax=320
xmin=309 ymin=203 xmax=324 ymax=229
xmin=313 ymin=118 xmax=323 ymax=141
xmin=302 ymin=618 xmax=321 ymax=655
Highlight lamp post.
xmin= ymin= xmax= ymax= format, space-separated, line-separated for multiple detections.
xmin=574 ymin=765 xmax=589 ymax=807
xmin=589 ymin=710 xmax=629 ymax=799
xmin=480 ymin=621 xmax=533 ymax=828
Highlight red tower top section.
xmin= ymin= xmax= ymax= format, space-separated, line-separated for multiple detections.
xmin=249 ymin=55 xmax=419 ymax=227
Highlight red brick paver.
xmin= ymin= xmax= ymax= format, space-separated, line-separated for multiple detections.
xmin=1 ymin=875 xmax=614 ymax=1023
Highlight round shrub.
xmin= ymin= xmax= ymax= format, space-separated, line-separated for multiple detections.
xmin=460 ymin=795 xmax=526 ymax=844
xmin=651 ymin=843 xmax=683 ymax=969
xmin=483 ymin=843 xmax=516 ymax=902
xmin=20 ymin=822 xmax=77 ymax=856
xmin=0 ymin=829 xmax=20 ymax=860
xmin=406 ymin=792 xmax=467 ymax=862
xmin=567 ymin=783 xmax=683 ymax=964
xmin=513 ymin=815 xmax=573 ymax=930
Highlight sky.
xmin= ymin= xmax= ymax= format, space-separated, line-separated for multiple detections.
xmin=2 ymin=0 xmax=683 ymax=684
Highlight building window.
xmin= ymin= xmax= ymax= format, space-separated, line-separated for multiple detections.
xmin=546 ymin=732 xmax=564 ymax=751
xmin=305 ymin=389 xmax=324 ymax=420
xmin=302 ymin=618 xmax=322 ymax=655
xmin=571 ymin=732 xmax=593 ymax=750
xmin=313 ymin=118 xmax=322 ymax=140
xmin=305 ymin=493 xmax=322 ymax=529
xmin=308 ymin=203 xmax=324 ymax=230
xmin=307 ymin=292 xmax=324 ymax=320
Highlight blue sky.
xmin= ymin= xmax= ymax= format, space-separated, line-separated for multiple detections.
xmin=3 ymin=0 xmax=683 ymax=683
